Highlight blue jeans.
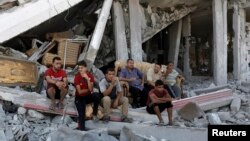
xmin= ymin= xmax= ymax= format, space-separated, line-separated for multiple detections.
xmin=164 ymin=84 xmax=181 ymax=98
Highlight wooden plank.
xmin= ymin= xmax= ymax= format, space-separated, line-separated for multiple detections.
xmin=0 ymin=55 xmax=38 ymax=86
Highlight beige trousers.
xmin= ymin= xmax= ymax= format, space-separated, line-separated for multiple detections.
xmin=101 ymin=96 xmax=129 ymax=117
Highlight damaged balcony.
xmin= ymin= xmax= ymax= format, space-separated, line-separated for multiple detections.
xmin=0 ymin=0 xmax=250 ymax=141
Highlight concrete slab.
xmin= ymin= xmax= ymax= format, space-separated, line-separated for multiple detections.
xmin=173 ymin=88 xmax=233 ymax=111
xmin=0 ymin=0 xmax=84 ymax=43
xmin=0 ymin=86 xmax=78 ymax=116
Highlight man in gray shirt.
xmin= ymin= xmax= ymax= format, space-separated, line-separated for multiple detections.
xmin=99 ymin=68 xmax=132 ymax=123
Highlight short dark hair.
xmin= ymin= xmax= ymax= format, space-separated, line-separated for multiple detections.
xmin=166 ymin=61 xmax=174 ymax=65
xmin=155 ymin=80 xmax=164 ymax=86
xmin=77 ymin=60 xmax=87 ymax=67
xmin=155 ymin=62 xmax=161 ymax=66
xmin=127 ymin=58 xmax=134 ymax=63
xmin=105 ymin=68 xmax=115 ymax=74
xmin=52 ymin=57 xmax=61 ymax=63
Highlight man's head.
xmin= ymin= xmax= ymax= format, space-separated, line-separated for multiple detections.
xmin=105 ymin=68 xmax=115 ymax=81
xmin=52 ymin=57 xmax=62 ymax=71
xmin=77 ymin=60 xmax=87 ymax=74
xmin=127 ymin=58 xmax=134 ymax=69
xmin=154 ymin=63 xmax=161 ymax=73
xmin=155 ymin=80 xmax=164 ymax=92
xmin=167 ymin=61 xmax=174 ymax=70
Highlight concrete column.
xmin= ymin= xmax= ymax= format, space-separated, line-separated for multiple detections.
xmin=168 ymin=20 xmax=183 ymax=68
xmin=233 ymin=2 xmax=248 ymax=81
xmin=182 ymin=15 xmax=191 ymax=80
xmin=212 ymin=0 xmax=227 ymax=85
xmin=129 ymin=0 xmax=142 ymax=61
xmin=85 ymin=0 xmax=113 ymax=66
xmin=112 ymin=1 xmax=128 ymax=60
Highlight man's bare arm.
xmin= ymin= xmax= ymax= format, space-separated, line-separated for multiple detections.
xmin=76 ymin=85 xmax=90 ymax=95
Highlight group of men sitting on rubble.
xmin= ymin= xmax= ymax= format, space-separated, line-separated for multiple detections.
xmin=44 ymin=57 xmax=183 ymax=130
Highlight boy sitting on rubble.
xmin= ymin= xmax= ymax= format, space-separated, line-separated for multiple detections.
xmin=45 ymin=57 xmax=68 ymax=110
xmin=74 ymin=60 xmax=101 ymax=131
xmin=99 ymin=68 xmax=133 ymax=123
xmin=146 ymin=80 xmax=173 ymax=125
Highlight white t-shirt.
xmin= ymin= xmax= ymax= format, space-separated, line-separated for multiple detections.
xmin=165 ymin=69 xmax=179 ymax=86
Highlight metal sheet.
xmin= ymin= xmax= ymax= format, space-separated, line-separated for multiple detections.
xmin=0 ymin=55 xmax=38 ymax=86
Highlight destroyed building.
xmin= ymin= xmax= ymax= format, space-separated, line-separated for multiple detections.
xmin=0 ymin=0 xmax=250 ymax=141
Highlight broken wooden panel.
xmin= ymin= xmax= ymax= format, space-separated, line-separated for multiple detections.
xmin=0 ymin=55 xmax=38 ymax=86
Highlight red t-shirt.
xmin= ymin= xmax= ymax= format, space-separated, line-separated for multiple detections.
xmin=74 ymin=72 xmax=94 ymax=96
xmin=147 ymin=89 xmax=168 ymax=105
xmin=45 ymin=68 xmax=67 ymax=84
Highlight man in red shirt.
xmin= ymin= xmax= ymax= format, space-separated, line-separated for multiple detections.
xmin=74 ymin=60 xmax=100 ymax=131
xmin=45 ymin=57 xmax=68 ymax=110
xmin=147 ymin=80 xmax=173 ymax=125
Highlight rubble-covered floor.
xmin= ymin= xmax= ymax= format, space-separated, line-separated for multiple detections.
xmin=0 ymin=76 xmax=250 ymax=141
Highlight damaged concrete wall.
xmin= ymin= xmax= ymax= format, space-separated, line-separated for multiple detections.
xmin=232 ymin=0 xmax=249 ymax=82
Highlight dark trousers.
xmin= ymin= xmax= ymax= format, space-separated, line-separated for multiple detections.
xmin=129 ymin=86 xmax=148 ymax=107
xmin=146 ymin=102 xmax=173 ymax=114
xmin=75 ymin=92 xmax=100 ymax=130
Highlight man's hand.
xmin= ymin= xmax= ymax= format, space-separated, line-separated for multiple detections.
xmin=81 ymin=73 xmax=90 ymax=81
xmin=129 ymin=77 xmax=136 ymax=82
xmin=111 ymin=77 xmax=117 ymax=85
xmin=55 ymin=81 xmax=64 ymax=89
xmin=62 ymin=82 xmax=67 ymax=88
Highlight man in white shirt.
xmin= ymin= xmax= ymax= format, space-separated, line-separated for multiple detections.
xmin=146 ymin=63 xmax=163 ymax=90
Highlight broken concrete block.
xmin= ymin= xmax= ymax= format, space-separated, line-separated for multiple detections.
xmin=217 ymin=112 xmax=231 ymax=121
xmin=178 ymin=102 xmax=204 ymax=120
xmin=0 ymin=130 xmax=7 ymax=141
xmin=52 ymin=115 xmax=73 ymax=124
xmin=230 ymin=97 xmax=241 ymax=113
xmin=235 ymin=112 xmax=246 ymax=120
xmin=28 ymin=110 xmax=45 ymax=120
xmin=17 ymin=0 xmax=31 ymax=5
xmin=120 ymin=126 xmax=153 ymax=141
xmin=193 ymin=118 xmax=209 ymax=128
xmin=5 ymin=128 xmax=14 ymax=141
xmin=13 ymin=114 xmax=18 ymax=121
xmin=207 ymin=113 xmax=222 ymax=125
xmin=47 ymin=126 xmax=118 ymax=141
xmin=18 ymin=107 xmax=27 ymax=115
xmin=12 ymin=125 xmax=29 ymax=141
xmin=0 ymin=105 xmax=6 ymax=123
xmin=241 ymin=106 xmax=250 ymax=113
xmin=237 ymin=85 xmax=250 ymax=93
xmin=68 ymin=122 xmax=78 ymax=129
